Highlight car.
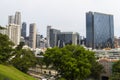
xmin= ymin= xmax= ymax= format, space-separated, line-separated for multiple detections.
xmin=41 ymin=78 xmax=47 ymax=80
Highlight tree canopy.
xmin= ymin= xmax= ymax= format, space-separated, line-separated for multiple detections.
xmin=110 ymin=60 xmax=120 ymax=80
xmin=0 ymin=26 xmax=6 ymax=29
xmin=0 ymin=33 xmax=14 ymax=63
xmin=11 ymin=49 xmax=37 ymax=73
xmin=44 ymin=45 xmax=103 ymax=80
xmin=10 ymin=42 xmax=37 ymax=73
xmin=0 ymin=26 xmax=37 ymax=73
xmin=112 ymin=60 xmax=120 ymax=73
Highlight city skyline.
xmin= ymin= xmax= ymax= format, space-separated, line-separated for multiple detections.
xmin=0 ymin=0 xmax=120 ymax=37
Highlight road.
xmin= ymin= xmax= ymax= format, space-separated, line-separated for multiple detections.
xmin=28 ymin=67 xmax=57 ymax=80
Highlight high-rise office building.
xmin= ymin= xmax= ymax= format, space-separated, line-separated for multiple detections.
xmin=8 ymin=15 xmax=14 ymax=24
xmin=40 ymin=37 xmax=46 ymax=49
xmin=14 ymin=12 xmax=21 ymax=25
xmin=47 ymin=26 xmax=80 ymax=48
xmin=57 ymin=32 xmax=80 ymax=47
xmin=86 ymin=12 xmax=114 ymax=49
xmin=29 ymin=23 xmax=36 ymax=50
xmin=72 ymin=32 xmax=80 ymax=45
xmin=49 ymin=28 xmax=61 ymax=47
xmin=36 ymin=34 xmax=41 ymax=48
xmin=46 ymin=26 xmax=51 ymax=47
xmin=21 ymin=22 xmax=27 ymax=38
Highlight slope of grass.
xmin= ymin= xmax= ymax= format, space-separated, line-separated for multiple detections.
xmin=0 ymin=64 xmax=36 ymax=80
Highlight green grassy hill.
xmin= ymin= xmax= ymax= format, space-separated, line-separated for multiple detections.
xmin=0 ymin=64 xmax=36 ymax=80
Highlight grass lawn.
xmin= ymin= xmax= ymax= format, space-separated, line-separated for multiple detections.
xmin=0 ymin=64 xmax=36 ymax=80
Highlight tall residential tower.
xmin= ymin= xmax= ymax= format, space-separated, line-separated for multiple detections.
xmin=14 ymin=12 xmax=21 ymax=25
xmin=7 ymin=12 xmax=21 ymax=46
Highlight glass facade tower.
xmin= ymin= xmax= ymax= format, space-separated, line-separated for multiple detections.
xmin=86 ymin=12 xmax=114 ymax=49
xmin=49 ymin=29 xmax=61 ymax=47
xmin=21 ymin=22 xmax=26 ymax=38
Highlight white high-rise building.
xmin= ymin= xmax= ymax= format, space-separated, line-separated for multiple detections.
xmin=0 ymin=24 xmax=20 ymax=46
xmin=14 ymin=12 xmax=21 ymax=25
xmin=29 ymin=23 xmax=36 ymax=50
xmin=72 ymin=32 xmax=80 ymax=45
xmin=7 ymin=24 xmax=21 ymax=46
xmin=7 ymin=12 xmax=21 ymax=46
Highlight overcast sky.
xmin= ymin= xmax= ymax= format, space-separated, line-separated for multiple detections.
xmin=0 ymin=0 xmax=120 ymax=37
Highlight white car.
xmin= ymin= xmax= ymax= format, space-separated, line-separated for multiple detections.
xmin=41 ymin=78 xmax=47 ymax=80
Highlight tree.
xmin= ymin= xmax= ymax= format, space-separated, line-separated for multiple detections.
xmin=110 ymin=60 xmax=120 ymax=80
xmin=110 ymin=73 xmax=120 ymax=80
xmin=36 ymin=57 xmax=44 ymax=73
xmin=89 ymin=62 xmax=104 ymax=80
xmin=15 ymin=42 xmax=25 ymax=50
xmin=44 ymin=45 xmax=97 ymax=80
xmin=10 ymin=42 xmax=36 ymax=73
xmin=11 ymin=49 xmax=37 ymax=73
xmin=0 ymin=26 xmax=6 ymax=29
xmin=0 ymin=33 xmax=14 ymax=63
xmin=112 ymin=60 xmax=120 ymax=73
xmin=86 ymin=48 xmax=104 ymax=80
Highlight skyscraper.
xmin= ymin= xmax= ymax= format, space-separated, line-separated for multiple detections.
xmin=50 ymin=28 xmax=61 ymax=47
xmin=8 ymin=15 xmax=14 ymax=24
xmin=36 ymin=34 xmax=41 ymax=48
xmin=7 ymin=24 xmax=21 ymax=46
xmin=29 ymin=23 xmax=36 ymax=50
xmin=14 ymin=12 xmax=21 ymax=25
xmin=57 ymin=32 xmax=80 ymax=47
xmin=47 ymin=26 xmax=80 ymax=48
xmin=46 ymin=26 xmax=51 ymax=47
xmin=47 ymin=27 xmax=61 ymax=48
xmin=6 ymin=12 xmax=21 ymax=46
xmin=86 ymin=12 xmax=114 ymax=49
xmin=21 ymin=22 xmax=27 ymax=38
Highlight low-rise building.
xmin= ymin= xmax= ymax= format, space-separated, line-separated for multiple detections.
xmin=94 ymin=49 xmax=120 ymax=79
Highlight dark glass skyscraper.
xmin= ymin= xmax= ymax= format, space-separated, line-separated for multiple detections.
xmin=36 ymin=34 xmax=42 ymax=48
xmin=8 ymin=15 xmax=14 ymax=24
xmin=86 ymin=12 xmax=114 ymax=49
xmin=21 ymin=22 xmax=26 ymax=38
xmin=47 ymin=26 xmax=80 ymax=48
xmin=57 ymin=32 xmax=80 ymax=47
xmin=49 ymin=28 xmax=61 ymax=47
